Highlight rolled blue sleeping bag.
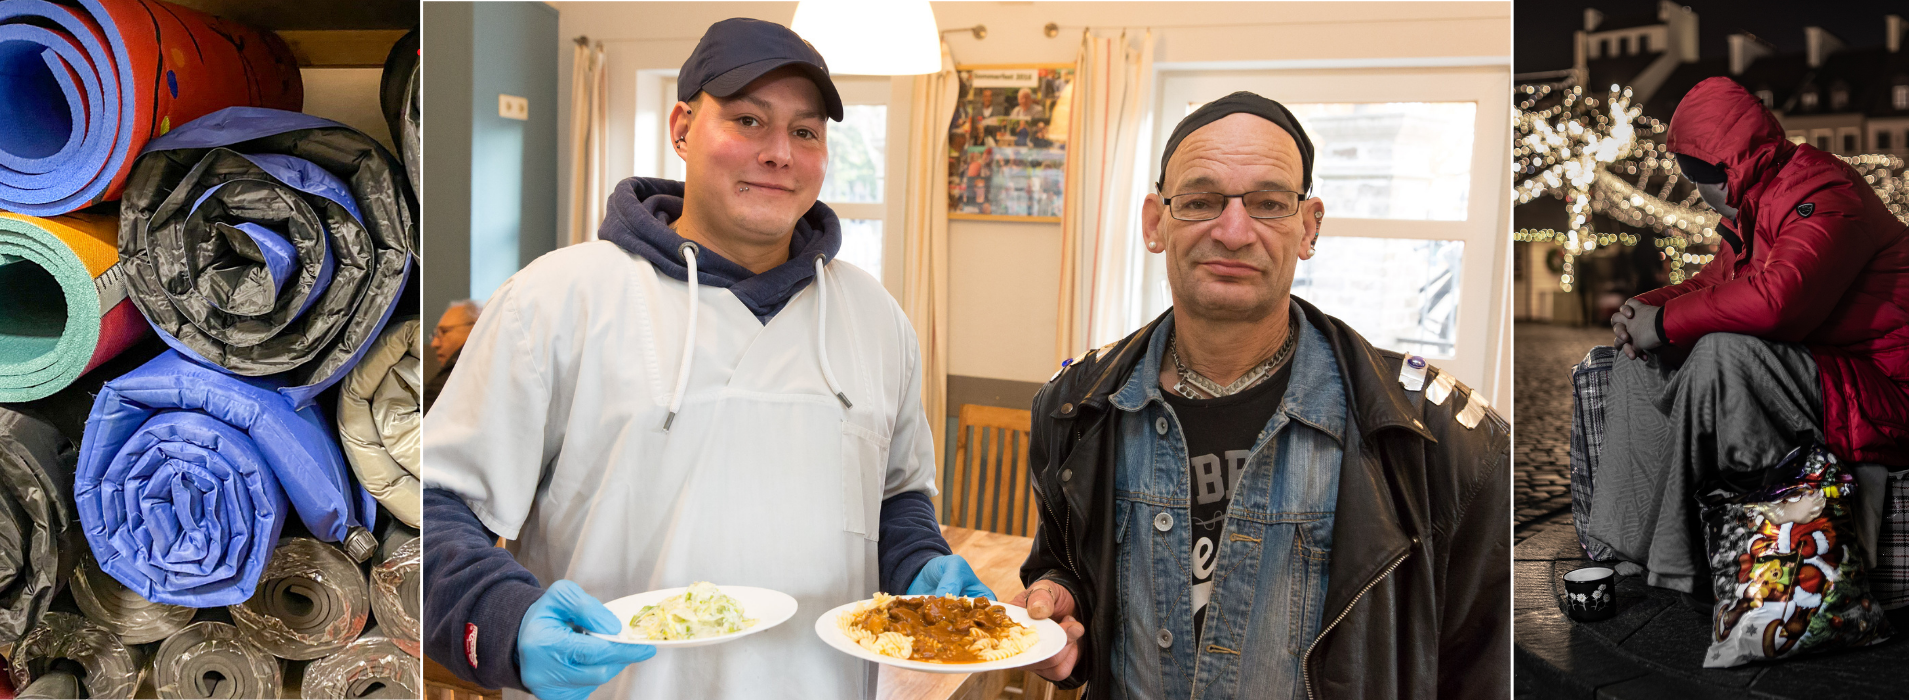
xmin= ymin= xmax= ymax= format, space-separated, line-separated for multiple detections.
xmin=76 ymin=350 xmax=377 ymax=606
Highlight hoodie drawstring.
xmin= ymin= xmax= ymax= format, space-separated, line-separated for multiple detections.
xmin=664 ymin=241 xmax=700 ymax=431
xmin=815 ymin=255 xmax=852 ymax=409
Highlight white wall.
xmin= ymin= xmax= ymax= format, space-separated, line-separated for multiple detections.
xmin=552 ymin=1 xmax=1512 ymax=387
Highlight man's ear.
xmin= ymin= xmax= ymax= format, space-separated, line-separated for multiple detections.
xmin=668 ymin=100 xmax=695 ymax=159
xmin=1142 ymin=193 xmax=1165 ymax=253
xmin=1298 ymin=197 xmax=1324 ymax=261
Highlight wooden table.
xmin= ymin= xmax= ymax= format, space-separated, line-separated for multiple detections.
xmin=875 ymin=525 xmax=1038 ymax=700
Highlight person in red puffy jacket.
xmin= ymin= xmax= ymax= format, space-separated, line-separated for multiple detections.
xmin=1585 ymin=76 xmax=1909 ymax=596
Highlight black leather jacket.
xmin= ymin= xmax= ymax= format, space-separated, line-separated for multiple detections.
xmin=1020 ymin=299 xmax=1510 ymax=699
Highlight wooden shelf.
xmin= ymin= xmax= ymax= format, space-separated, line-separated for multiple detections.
xmin=279 ymin=29 xmax=411 ymax=68
xmin=165 ymin=0 xmax=417 ymax=31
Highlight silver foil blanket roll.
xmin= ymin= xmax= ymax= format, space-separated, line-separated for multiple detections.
xmin=299 ymin=631 xmax=421 ymax=699
xmin=155 ymin=620 xmax=282 ymax=699
xmin=9 ymin=611 xmax=145 ymax=699
xmin=229 ymin=537 xmax=369 ymax=660
xmin=72 ymin=550 xmax=196 ymax=644
xmin=369 ymin=536 xmax=420 ymax=657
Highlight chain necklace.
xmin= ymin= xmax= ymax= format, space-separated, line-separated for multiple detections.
xmin=1169 ymin=314 xmax=1298 ymax=399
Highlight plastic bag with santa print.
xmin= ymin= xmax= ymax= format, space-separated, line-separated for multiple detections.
xmin=1698 ymin=443 xmax=1892 ymax=667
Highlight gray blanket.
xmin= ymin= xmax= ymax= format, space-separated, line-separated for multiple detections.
xmin=1580 ymin=332 xmax=1822 ymax=592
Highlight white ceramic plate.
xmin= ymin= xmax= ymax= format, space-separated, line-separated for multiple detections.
xmin=589 ymin=585 xmax=797 ymax=648
xmin=814 ymin=596 xmax=1066 ymax=673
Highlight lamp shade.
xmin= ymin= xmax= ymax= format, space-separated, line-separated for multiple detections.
xmin=791 ymin=0 xmax=941 ymax=75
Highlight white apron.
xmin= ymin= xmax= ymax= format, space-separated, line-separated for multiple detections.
xmin=424 ymin=241 xmax=936 ymax=700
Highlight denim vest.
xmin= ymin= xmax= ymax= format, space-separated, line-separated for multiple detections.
xmin=1106 ymin=308 xmax=1349 ymax=700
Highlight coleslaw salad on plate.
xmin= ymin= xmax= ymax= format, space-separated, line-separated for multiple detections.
xmin=590 ymin=584 xmax=797 ymax=648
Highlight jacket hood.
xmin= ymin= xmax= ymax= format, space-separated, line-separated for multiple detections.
xmin=596 ymin=177 xmax=841 ymax=322
xmin=1666 ymin=77 xmax=1794 ymax=211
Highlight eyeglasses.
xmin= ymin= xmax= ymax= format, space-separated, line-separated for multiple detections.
xmin=1162 ymin=190 xmax=1304 ymax=221
xmin=433 ymin=321 xmax=474 ymax=339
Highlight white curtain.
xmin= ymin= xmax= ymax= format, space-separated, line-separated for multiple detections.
xmin=902 ymin=43 xmax=960 ymax=490
xmin=566 ymin=38 xmax=609 ymax=246
xmin=1055 ymin=30 xmax=1155 ymax=364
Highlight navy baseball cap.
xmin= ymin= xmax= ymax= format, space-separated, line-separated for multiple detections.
xmin=679 ymin=18 xmax=844 ymax=121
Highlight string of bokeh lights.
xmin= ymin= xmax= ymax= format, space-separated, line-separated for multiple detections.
xmin=1513 ymin=82 xmax=1909 ymax=292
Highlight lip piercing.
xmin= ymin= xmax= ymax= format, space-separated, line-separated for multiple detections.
xmin=739 ymin=185 xmax=751 ymax=192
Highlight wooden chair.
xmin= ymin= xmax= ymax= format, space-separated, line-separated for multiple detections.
xmin=945 ymin=404 xmax=1038 ymax=537
xmin=1012 ymin=671 xmax=1081 ymax=700
xmin=424 ymin=656 xmax=501 ymax=700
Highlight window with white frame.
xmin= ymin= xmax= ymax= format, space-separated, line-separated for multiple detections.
xmin=656 ymin=75 xmax=898 ymax=284
xmin=1145 ymin=65 xmax=1510 ymax=395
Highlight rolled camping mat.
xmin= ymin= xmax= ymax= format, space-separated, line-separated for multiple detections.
xmin=0 ymin=406 xmax=77 ymax=640
xmin=229 ymin=537 xmax=370 ymax=660
xmin=15 ymin=671 xmax=78 ymax=699
xmin=298 ymin=630 xmax=420 ymax=700
xmin=369 ymin=536 xmax=419 ymax=657
xmin=117 ymin=107 xmax=416 ymax=409
xmin=0 ymin=211 xmax=151 ymax=402
xmin=399 ymin=68 xmax=420 ymax=203
xmin=8 ymin=611 xmax=144 ymax=699
xmin=70 ymin=549 xmax=194 ymax=644
xmin=0 ymin=0 xmax=302 ymax=216
xmin=337 ymin=317 xmax=420 ymax=527
xmin=375 ymin=519 xmax=417 ymax=565
xmin=153 ymin=620 xmax=282 ymax=700
xmin=76 ymin=350 xmax=380 ymax=607
xmin=379 ymin=27 xmax=421 ymax=199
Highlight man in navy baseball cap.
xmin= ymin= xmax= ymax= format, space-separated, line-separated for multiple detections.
xmin=421 ymin=15 xmax=986 ymax=700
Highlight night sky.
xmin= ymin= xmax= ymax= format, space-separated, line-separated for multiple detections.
xmin=1516 ymin=0 xmax=1903 ymax=74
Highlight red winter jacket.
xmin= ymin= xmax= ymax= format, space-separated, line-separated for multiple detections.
xmin=1631 ymin=77 xmax=1909 ymax=465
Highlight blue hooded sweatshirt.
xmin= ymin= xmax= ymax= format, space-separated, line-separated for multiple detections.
xmin=421 ymin=177 xmax=951 ymax=691
xmin=596 ymin=176 xmax=838 ymax=322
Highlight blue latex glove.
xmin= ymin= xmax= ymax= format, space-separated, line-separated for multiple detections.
xmin=516 ymin=580 xmax=656 ymax=700
xmin=905 ymin=554 xmax=997 ymax=599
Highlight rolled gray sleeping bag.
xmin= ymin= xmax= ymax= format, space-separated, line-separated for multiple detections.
xmin=369 ymin=536 xmax=420 ymax=657
xmin=229 ymin=538 xmax=369 ymax=660
xmin=154 ymin=620 xmax=283 ymax=699
xmin=71 ymin=550 xmax=196 ymax=644
xmin=9 ymin=611 xmax=145 ymax=699
xmin=17 ymin=670 xmax=82 ymax=699
xmin=299 ymin=630 xmax=421 ymax=699
xmin=0 ymin=407 xmax=78 ymax=640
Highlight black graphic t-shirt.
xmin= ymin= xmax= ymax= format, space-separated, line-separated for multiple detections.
xmin=1161 ymin=360 xmax=1292 ymax=641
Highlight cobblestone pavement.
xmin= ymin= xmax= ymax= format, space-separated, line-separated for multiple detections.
xmin=1514 ymin=322 xmax=1611 ymax=541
